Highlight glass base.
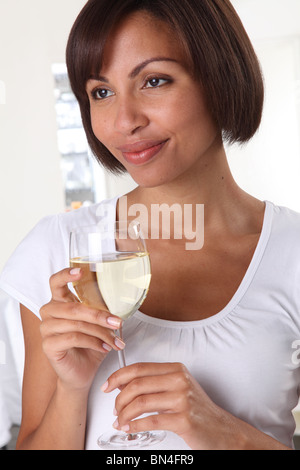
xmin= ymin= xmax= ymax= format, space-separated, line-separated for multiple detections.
xmin=97 ymin=430 xmax=166 ymax=449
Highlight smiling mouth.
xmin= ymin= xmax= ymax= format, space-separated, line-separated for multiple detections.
xmin=117 ymin=139 xmax=169 ymax=165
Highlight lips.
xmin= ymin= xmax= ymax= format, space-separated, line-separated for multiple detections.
xmin=117 ymin=139 xmax=168 ymax=165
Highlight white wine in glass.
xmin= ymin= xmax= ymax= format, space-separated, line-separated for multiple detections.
xmin=69 ymin=221 xmax=166 ymax=448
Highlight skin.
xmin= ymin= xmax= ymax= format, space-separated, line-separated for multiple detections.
xmin=87 ymin=15 xmax=219 ymax=191
xmin=17 ymin=11 xmax=291 ymax=450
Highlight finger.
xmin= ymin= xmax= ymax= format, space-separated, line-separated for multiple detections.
xmin=116 ymin=391 xmax=183 ymax=426
xmin=102 ymin=362 xmax=185 ymax=393
xmin=40 ymin=300 xmax=123 ymax=331
xmin=42 ymin=331 xmax=108 ymax=357
xmin=114 ymin=411 xmax=188 ymax=436
xmin=114 ymin=374 xmax=178 ymax=414
xmin=40 ymin=317 xmax=125 ymax=352
xmin=49 ymin=267 xmax=82 ymax=302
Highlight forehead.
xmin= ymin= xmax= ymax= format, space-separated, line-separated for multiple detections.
xmin=100 ymin=11 xmax=185 ymax=72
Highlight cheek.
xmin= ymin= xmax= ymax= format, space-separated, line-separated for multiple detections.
xmin=90 ymin=107 xmax=117 ymax=152
xmin=90 ymin=111 xmax=107 ymax=142
xmin=90 ymin=110 xmax=126 ymax=168
xmin=180 ymin=93 xmax=213 ymax=129
xmin=178 ymin=98 xmax=218 ymax=153
xmin=164 ymin=86 xmax=213 ymax=134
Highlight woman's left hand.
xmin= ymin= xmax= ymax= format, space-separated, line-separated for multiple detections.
xmin=101 ymin=362 xmax=243 ymax=450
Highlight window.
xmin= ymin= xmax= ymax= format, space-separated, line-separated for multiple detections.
xmin=52 ymin=64 xmax=98 ymax=209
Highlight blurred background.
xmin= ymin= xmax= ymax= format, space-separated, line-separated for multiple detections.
xmin=0 ymin=0 xmax=300 ymax=449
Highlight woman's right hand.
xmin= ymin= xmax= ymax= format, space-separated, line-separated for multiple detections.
xmin=39 ymin=267 xmax=125 ymax=393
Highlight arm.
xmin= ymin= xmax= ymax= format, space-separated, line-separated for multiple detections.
xmin=103 ymin=363 xmax=292 ymax=451
xmin=16 ymin=268 xmax=125 ymax=450
xmin=17 ymin=306 xmax=89 ymax=450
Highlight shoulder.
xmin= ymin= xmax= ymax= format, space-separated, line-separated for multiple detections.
xmin=27 ymin=196 xmax=117 ymax=251
xmin=55 ymin=197 xmax=118 ymax=235
xmin=0 ymin=197 xmax=118 ymax=317
xmin=256 ymin=202 xmax=300 ymax=332
xmin=264 ymin=202 xmax=300 ymax=270
xmin=272 ymin=202 xmax=300 ymax=225
xmin=269 ymin=202 xmax=300 ymax=247
xmin=257 ymin=202 xmax=300 ymax=286
xmin=3 ymin=196 xmax=118 ymax=269
xmin=27 ymin=196 xmax=118 ymax=241
xmin=265 ymin=201 xmax=300 ymax=293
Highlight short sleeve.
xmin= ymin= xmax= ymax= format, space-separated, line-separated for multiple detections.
xmin=0 ymin=214 xmax=69 ymax=319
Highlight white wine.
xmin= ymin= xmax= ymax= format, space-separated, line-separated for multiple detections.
xmin=70 ymin=252 xmax=151 ymax=320
xmin=96 ymin=252 xmax=151 ymax=320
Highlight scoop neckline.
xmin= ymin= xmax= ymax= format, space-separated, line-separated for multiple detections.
xmin=138 ymin=201 xmax=273 ymax=329
xmin=108 ymin=197 xmax=274 ymax=329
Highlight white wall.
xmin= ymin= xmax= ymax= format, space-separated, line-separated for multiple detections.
xmin=0 ymin=0 xmax=87 ymax=270
xmin=229 ymin=0 xmax=300 ymax=210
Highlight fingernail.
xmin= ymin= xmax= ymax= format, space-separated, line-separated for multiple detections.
xmin=70 ymin=268 xmax=81 ymax=276
xmin=102 ymin=343 xmax=112 ymax=352
xmin=107 ymin=317 xmax=122 ymax=328
xmin=113 ymin=418 xmax=119 ymax=429
xmin=121 ymin=424 xmax=130 ymax=433
xmin=115 ymin=337 xmax=126 ymax=350
xmin=100 ymin=381 xmax=109 ymax=392
xmin=113 ymin=407 xmax=118 ymax=416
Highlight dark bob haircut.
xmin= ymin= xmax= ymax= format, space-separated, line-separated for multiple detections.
xmin=66 ymin=0 xmax=264 ymax=174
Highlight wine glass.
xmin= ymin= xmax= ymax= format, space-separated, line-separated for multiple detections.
xmin=69 ymin=221 xmax=166 ymax=449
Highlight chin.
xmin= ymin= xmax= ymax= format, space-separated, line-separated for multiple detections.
xmin=128 ymin=169 xmax=180 ymax=189
xmin=115 ymin=150 xmax=190 ymax=189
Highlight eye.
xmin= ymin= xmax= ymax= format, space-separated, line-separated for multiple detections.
xmin=91 ymin=87 xmax=114 ymax=100
xmin=144 ymin=77 xmax=170 ymax=89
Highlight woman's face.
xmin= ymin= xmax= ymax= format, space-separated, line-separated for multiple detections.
xmin=86 ymin=11 xmax=220 ymax=188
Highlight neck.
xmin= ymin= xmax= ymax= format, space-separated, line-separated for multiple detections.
xmin=142 ymin=142 xmax=231 ymax=204
xmin=130 ymin=140 xmax=241 ymax=212
xmin=121 ymin=138 xmax=264 ymax=239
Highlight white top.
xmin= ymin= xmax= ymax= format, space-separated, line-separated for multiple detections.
xmin=1 ymin=197 xmax=300 ymax=450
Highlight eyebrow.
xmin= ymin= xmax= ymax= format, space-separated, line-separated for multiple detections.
xmin=129 ymin=57 xmax=178 ymax=78
xmin=89 ymin=57 xmax=179 ymax=82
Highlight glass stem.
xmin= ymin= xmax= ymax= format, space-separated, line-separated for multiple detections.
xmin=117 ymin=326 xmax=137 ymax=441
xmin=117 ymin=326 xmax=126 ymax=368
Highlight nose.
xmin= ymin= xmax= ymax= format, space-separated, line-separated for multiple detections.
xmin=114 ymin=95 xmax=149 ymax=135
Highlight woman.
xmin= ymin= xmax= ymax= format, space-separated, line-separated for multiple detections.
xmin=1 ymin=0 xmax=299 ymax=450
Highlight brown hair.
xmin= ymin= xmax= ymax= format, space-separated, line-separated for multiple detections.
xmin=66 ymin=0 xmax=264 ymax=174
